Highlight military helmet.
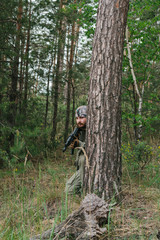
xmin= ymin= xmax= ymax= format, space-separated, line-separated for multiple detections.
xmin=75 ymin=105 xmax=87 ymax=118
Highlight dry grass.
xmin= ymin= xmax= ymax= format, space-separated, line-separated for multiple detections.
xmin=109 ymin=185 xmax=160 ymax=239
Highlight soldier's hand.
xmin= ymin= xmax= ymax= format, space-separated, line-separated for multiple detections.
xmin=69 ymin=138 xmax=79 ymax=149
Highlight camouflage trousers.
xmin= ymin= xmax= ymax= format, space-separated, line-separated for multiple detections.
xmin=65 ymin=154 xmax=85 ymax=194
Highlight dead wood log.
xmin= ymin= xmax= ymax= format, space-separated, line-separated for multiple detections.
xmin=30 ymin=193 xmax=111 ymax=240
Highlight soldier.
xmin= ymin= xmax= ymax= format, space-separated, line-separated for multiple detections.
xmin=65 ymin=105 xmax=87 ymax=194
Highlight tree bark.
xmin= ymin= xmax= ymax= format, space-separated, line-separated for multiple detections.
xmin=84 ymin=0 xmax=129 ymax=201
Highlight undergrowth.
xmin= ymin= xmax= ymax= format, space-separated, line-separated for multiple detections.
xmin=0 ymin=143 xmax=160 ymax=239
xmin=0 ymin=152 xmax=80 ymax=240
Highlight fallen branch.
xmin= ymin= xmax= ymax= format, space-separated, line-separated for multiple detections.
xmin=30 ymin=194 xmax=111 ymax=240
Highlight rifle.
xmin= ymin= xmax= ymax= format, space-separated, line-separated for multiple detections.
xmin=63 ymin=127 xmax=81 ymax=155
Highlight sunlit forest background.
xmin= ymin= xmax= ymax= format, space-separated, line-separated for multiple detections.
xmin=0 ymin=0 xmax=160 ymax=239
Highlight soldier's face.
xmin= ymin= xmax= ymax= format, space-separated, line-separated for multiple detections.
xmin=76 ymin=117 xmax=87 ymax=128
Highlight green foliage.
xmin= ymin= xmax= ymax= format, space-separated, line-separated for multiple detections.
xmin=122 ymin=141 xmax=154 ymax=170
xmin=0 ymin=149 xmax=9 ymax=167
xmin=122 ymin=0 xmax=160 ymax=141
xmin=134 ymin=141 xmax=153 ymax=167
xmin=0 ymin=94 xmax=54 ymax=167
xmin=22 ymin=127 xmax=52 ymax=157
xmin=9 ymin=130 xmax=26 ymax=166
xmin=73 ymin=0 xmax=98 ymax=39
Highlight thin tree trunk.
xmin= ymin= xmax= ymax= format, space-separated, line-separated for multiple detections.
xmin=9 ymin=0 xmax=22 ymax=128
xmin=51 ymin=36 xmax=58 ymax=102
xmin=126 ymin=25 xmax=154 ymax=141
xmin=84 ymin=0 xmax=129 ymax=201
xmin=44 ymin=59 xmax=53 ymax=129
xmin=19 ymin=31 xmax=25 ymax=114
xmin=126 ymin=26 xmax=143 ymax=140
xmin=35 ymin=60 xmax=40 ymax=96
xmin=72 ymin=79 xmax=75 ymax=129
xmin=132 ymin=83 xmax=138 ymax=142
xmin=71 ymin=15 xmax=81 ymax=129
xmin=51 ymin=0 xmax=65 ymax=144
xmin=23 ymin=0 xmax=31 ymax=119
xmin=64 ymin=20 xmax=76 ymax=142
xmin=63 ymin=26 xmax=70 ymax=104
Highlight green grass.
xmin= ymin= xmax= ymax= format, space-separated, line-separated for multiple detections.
xmin=0 ymin=152 xmax=79 ymax=240
xmin=0 ymin=146 xmax=160 ymax=239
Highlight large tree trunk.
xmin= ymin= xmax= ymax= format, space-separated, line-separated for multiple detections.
xmin=84 ymin=0 xmax=129 ymax=201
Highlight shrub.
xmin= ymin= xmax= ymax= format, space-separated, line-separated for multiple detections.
xmin=121 ymin=141 xmax=153 ymax=170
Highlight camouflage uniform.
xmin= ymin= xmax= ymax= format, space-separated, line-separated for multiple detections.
xmin=65 ymin=128 xmax=86 ymax=194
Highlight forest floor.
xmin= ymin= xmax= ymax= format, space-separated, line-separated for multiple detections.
xmin=0 ymin=149 xmax=160 ymax=240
